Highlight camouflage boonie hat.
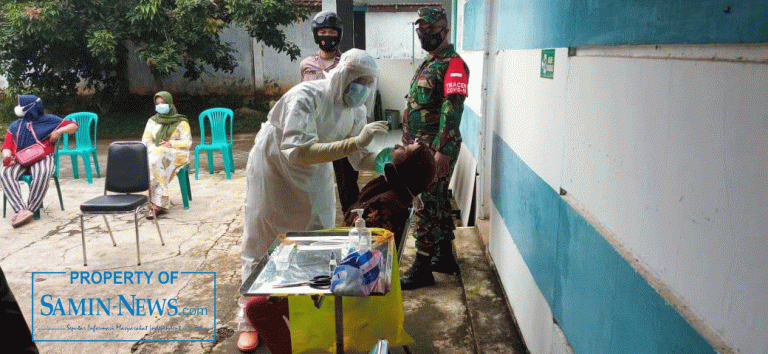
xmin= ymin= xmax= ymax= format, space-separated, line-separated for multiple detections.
xmin=416 ymin=7 xmax=447 ymax=24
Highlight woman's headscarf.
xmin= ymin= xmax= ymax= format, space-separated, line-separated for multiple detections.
xmin=391 ymin=142 xmax=436 ymax=196
xmin=150 ymin=91 xmax=188 ymax=142
xmin=7 ymin=95 xmax=63 ymax=150
xmin=343 ymin=142 xmax=435 ymax=231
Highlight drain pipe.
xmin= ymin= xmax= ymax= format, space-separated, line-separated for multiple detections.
xmin=411 ymin=21 xmax=415 ymax=65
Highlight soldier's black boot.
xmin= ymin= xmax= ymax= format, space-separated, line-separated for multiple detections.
xmin=400 ymin=253 xmax=434 ymax=290
xmin=431 ymin=240 xmax=460 ymax=275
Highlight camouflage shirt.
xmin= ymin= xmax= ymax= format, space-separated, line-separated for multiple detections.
xmin=403 ymin=44 xmax=469 ymax=160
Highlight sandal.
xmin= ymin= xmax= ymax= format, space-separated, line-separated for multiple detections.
xmin=237 ymin=330 xmax=260 ymax=353
xmin=11 ymin=209 xmax=34 ymax=228
xmin=146 ymin=205 xmax=167 ymax=220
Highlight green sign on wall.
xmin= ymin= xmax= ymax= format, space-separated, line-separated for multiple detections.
xmin=540 ymin=49 xmax=555 ymax=79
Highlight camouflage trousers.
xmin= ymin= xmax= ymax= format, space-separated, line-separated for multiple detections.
xmin=413 ymin=158 xmax=456 ymax=256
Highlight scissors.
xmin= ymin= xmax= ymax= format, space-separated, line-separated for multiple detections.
xmin=273 ymin=275 xmax=331 ymax=289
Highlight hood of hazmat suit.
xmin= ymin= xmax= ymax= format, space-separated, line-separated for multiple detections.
xmin=240 ymin=49 xmax=380 ymax=280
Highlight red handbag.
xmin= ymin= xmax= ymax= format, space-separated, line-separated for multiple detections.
xmin=14 ymin=122 xmax=49 ymax=167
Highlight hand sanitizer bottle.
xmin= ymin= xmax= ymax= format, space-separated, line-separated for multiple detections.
xmin=352 ymin=209 xmax=372 ymax=251
xmin=347 ymin=211 xmax=361 ymax=254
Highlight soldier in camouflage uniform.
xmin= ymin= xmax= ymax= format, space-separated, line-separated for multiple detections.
xmin=401 ymin=6 xmax=469 ymax=290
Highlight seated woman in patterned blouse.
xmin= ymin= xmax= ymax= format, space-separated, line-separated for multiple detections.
xmin=141 ymin=91 xmax=192 ymax=217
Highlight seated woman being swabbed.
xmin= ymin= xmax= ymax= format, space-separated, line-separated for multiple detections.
xmin=343 ymin=141 xmax=436 ymax=247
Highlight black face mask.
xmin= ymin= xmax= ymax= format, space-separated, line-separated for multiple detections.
xmin=417 ymin=30 xmax=443 ymax=52
xmin=317 ymin=35 xmax=340 ymax=52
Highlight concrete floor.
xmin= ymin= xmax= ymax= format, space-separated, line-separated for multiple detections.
xmin=1 ymin=131 xmax=528 ymax=353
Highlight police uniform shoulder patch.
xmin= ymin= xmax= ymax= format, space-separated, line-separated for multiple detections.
xmin=444 ymin=57 xmax=468 ymax=97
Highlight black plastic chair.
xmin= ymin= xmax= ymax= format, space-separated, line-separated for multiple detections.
xmin=79 ymin=141 xmax=164 ymax=266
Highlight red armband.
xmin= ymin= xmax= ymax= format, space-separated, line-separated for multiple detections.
xmin=444 ymin=57 xmax=468 ymax=97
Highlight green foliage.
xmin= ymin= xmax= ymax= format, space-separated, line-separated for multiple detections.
xmin=0 ymin=88 xmax=17 ymax=134
xmin=87 ymin=29 xmax=119 ymax=65
xmin=228 ymin=0 xmax=312 ymax=60
xmin=0 ymin=90 xmax=269 ymax=140
xmin=69 ymin=93 xmax=271 ymax=138
xmin=0 ymin=0 xmax=310 ymax=112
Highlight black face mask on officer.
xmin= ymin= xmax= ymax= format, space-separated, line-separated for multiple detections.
xmin=317 ymin=35 xmax=340 ymax=52
xmin=417 ymin=27 xmax=444 ymax=52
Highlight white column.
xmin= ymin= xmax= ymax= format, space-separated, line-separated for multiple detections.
xmin=322 ymin=0 xmax=336 ymax=13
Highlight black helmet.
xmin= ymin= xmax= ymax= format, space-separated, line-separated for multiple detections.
xmin=311 ymin=11 xmax=342 ymax=44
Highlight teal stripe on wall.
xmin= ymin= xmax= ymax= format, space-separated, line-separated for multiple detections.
xmin=496 ymin=0 xmax=768 ymax=49
xmin=459 ymin=106 xmax=481 ymax=160
xmin=491 ymin=134 xmax=715 ymax=353
xmin=462 ymin=0 xmax=485 ymax=50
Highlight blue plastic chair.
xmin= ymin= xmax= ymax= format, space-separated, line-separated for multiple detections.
xmin=3 ymin=141 xmax=65 ymax=220
xmin=194 ymin=108 xmax=234 ymax=180
xmin=176 ymin=164 xmax=192 ymax=209
xmin=58 ymin=112 xmax=101 ymax=184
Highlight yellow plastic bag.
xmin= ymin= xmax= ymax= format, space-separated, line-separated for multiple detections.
xmin=289 ymin=255 xmax=413 ymax=353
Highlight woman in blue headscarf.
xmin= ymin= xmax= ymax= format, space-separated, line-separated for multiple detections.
xmin=1 ymin=95 xmax=78 ymax=228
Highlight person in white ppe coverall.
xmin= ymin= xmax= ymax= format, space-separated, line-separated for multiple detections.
xmin=237 ymin=49 xmax=388 ymax=352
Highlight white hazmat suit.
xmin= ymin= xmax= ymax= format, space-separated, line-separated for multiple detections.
xmin=239 ymin=49 xmax=386 ymax=331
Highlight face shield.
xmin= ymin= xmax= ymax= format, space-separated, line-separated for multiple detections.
xmin=343 ymin=75 xmax=377 ymax=107
xmin=327 ymin=49 xmax=379 ymax=106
